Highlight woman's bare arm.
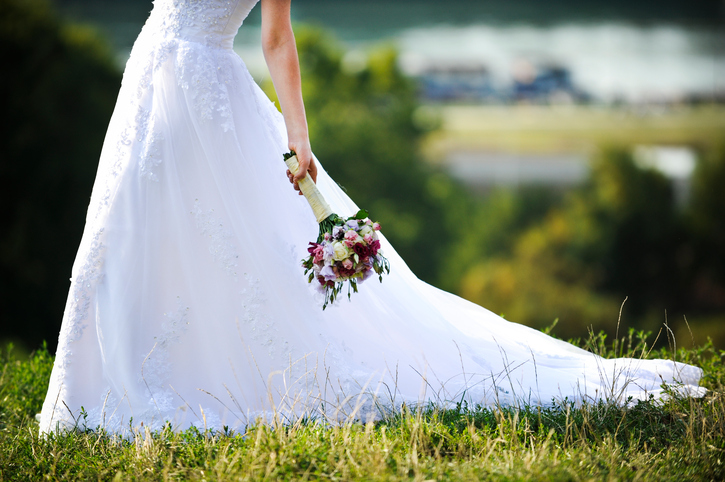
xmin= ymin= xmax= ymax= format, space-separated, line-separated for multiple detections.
xmin=261 ymin=0 xmax=316 ymax=192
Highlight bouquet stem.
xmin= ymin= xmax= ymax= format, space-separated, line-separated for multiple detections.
xmin=284 ymin=153 xmax=340 ymax=242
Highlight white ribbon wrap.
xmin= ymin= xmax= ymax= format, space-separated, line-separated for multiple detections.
xmin=284 ymin=155 xmax=334 ymax=223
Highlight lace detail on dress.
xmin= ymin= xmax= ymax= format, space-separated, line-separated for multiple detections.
xmin=138 ymin=125 xmax=164 ymax=181
xmin=238 ymin=274 xmax=291 ymax=360
xmin=191 ymin=199 xmax=240 ymax=279
xmin=141 ymin=297 xmax=191 ymax=414
xmin=115 ymin=105 xmax=164 ymax=183
xmin=148 ymin=0 xmax=242 ymax=49
xmin=88 ymin=102 xmax=165 ymax=225
xmin=176 ymin=44 xmax=236 ymax=132
xmin=107 ymin=105 xmax=166 ymax=183
xmin=47 ymin=226 xmax=106 ymax=411
xmin=125 ymin=1 xmax=248 ymax=133
xmin=57 ymin=228 xmax=106 ymax=352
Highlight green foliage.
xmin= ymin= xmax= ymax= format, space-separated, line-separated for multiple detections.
xmin=688 ymin=142 xmax=725 ymax=308
xmin=264 ymin=27 xmax=470 ymax=284
xmin=0 ymin=0 xmax=121 ymax=351
xmin=573 ymin=148 xmax=682 ymax=307
xmin=440 ymin=187 xmax=563 ymax=291
xmin=460 ymin=257 xmax=622 ymax=339
xmin=1 ymin=341 xmax=724 ymax=480
xmin=457 ymin=145 xmax=725 ymax=343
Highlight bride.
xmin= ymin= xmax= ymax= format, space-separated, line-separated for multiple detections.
xmin=39 ymin=0 xmax=704 ymax=434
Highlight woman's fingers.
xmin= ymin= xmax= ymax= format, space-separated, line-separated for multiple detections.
xmin=286 ymin=168 xmax=303 ymax=195
xmin=307 ymin=157 xmax=318 ymax=184
xmin=287 ymin=140 xmax=317 ymax=195
xmin=293 ymin=157 xmax=316 ymax=195
xmin=288 ymin=140 xmax=315 ymax=195
xmin=293 ymin=157 xmax=310 ymax=181
xmin=290 ymin=142 xmax=313 ymax=180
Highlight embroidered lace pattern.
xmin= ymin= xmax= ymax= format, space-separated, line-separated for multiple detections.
xmin=148 ymin=0 xmax=241 ymax=49
xmin=238 ymin=273 xmax=295 ymax=363
xmin=137 ymin=114 xmax=164 ymax=182
xmin=141 ymin=298 xmax=191 ymax=415
xmin=176 ymin=43 xmax=236 ymax=132
xmin=55 ymin=228 xmax=106 ymax=367
xmin=191 ymin=199 xmax=240 ymax=279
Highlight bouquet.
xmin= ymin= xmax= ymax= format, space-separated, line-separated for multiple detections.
xmin=284 ymin=151 xmax=390 ymax=309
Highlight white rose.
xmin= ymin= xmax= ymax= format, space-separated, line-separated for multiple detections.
xmin=359 ymin=225 xmax=373 ymax=238
xmin=332 ymin=241 xmax=350 ymax=261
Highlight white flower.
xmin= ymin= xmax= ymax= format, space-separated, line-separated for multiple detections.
xmin=332 ymin=241 xmax=350 ymax=261
xmin=359 ymin=225 xmax=373 ymax=238
xmin=323 ymin=242 xmax=335 ymax=262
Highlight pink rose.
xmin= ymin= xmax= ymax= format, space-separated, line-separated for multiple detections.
xmin=353 ymin=242 xmax=370 ymax=258
xmin=311 ymin=245 xmax=325 ymax=263
xmin=372 ymin=222 xmax=381 ymax=231
xmin=342 ymin=258 xmax=353 ymax=269
xmin=363 ymin=234 xmax=373 ymax=244
xmin=369 ymin=240 xmax=381 ymax=256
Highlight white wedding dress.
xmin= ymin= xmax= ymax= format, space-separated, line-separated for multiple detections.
xmin=40 ymin=0 xmax=704 ymax=434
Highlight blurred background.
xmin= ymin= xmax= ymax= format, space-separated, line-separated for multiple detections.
xmin=2 ymin=0 xmax=724 ymax=355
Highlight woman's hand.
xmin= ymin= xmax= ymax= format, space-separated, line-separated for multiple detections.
xmin=286 ymin=139 xmax=317 ymax=195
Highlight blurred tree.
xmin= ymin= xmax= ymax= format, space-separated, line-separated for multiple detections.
xmin=460 ymin=257 xmax=621 ymax=340
xmin=439 ymin=187 xmax=562 ymax=291
xmin=458 ymin=148 xmax=689 ymax=340
xmin=555 ymin=148 xmax=682 ymax=314
xmin=0 ymin=0 xmax=120 ymax=351
xmin=687 ymin=142 xmax=725 ymax=311
xmin=264 ymin=27 xmax=470 ymax=284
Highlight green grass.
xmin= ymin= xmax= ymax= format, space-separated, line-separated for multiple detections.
xmin=1 ymin=337 xmax=724 ymax=481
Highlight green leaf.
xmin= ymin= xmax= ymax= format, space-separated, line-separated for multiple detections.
xmin=352 ymin=209 xmax=369 ymax=220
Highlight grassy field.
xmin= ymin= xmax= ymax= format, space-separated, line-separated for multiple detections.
xmin=423 ymin=104 xmax=725 ymax=160
xmin=1 ymin=336 xmax=724 ymax=481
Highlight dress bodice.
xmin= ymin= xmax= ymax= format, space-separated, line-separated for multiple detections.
xmin=145 ymin=0 xmax=260 ymax=49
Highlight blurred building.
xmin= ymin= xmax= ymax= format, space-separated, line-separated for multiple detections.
xmin=415 ymin=59 xmax=589 ymax=103
xmin=418 ymin=64 xmax=498 ymax=102
xmin=511 ymin=60 xmax=589 ymax=104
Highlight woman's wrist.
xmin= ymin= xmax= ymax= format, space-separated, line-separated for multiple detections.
xmin=286 ymin=126 xmax=309 ymax=145
xmin=287 ymin=133 xmax=310 ymax=151
xmin=288 ymin=138 xmax=310 ymax=149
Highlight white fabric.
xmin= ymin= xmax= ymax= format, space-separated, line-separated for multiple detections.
xmin=40 ymin=0 xmax=704 ymax=434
